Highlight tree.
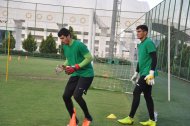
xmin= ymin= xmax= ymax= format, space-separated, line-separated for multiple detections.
xmin=2 ymin=33 xmax=16 ymax=49
xmin=39 ymin=33 xmax=57 ymax=53
xmin=175 ymin=43 xmax=190 ymax=67
xmin=157 ymin=26 xmax=178 ymax=71
xmin=69 ymin=26 xmax=77 ymax=40
xmin=22 ymin=33 xmax=37 ymax=52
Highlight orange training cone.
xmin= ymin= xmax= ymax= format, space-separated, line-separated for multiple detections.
xmin=18 ymin=56 xmax=20 ymax=61
xmin=69 ymin=108 xmax=77 ymax=126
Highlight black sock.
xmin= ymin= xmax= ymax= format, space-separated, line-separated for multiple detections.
xmin=86 ymin=115 xmax=93 ymax=121
xmin=74 ymin=96 xmax=92 ymax=121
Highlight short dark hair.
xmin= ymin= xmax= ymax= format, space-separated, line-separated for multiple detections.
xmin=136 ymin=25 xmax=148 ymax=32
xmin=58 ymin=28 xmax=71 ymax=37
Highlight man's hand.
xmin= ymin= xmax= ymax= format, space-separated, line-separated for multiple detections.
xmin=144 ymin=70 xmax=155 ymax=85
xmin=65 ymin=64 xmax=80 ymax=75
xmin=55 ymin=65 xmax=66 ymax=75
xmin=131 ymin=72 xmax=138 ymax=84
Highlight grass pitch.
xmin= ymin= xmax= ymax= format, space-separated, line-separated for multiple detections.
xmin=0 ymin=55 xmax=190 ymax=126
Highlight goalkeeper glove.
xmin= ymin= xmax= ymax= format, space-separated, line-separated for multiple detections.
xmin=65 ymin=64 xmax=80 ymax=75
xmin=55 ymin=65 xmax=66 ymax=75
xmin=131 ymin=72 xmax=138 ymax=84
xmin=144 ymin=70 xmax=155 ymax=85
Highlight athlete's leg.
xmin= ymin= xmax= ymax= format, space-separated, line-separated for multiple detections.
xmin=143 ymin=81 xmax=155 ymax=121
xmin=63 ymin=76 xmax=79 ymax=117
xmin=73 ymin=77 xmax=93 ymax=121
xmin=129 ymin=76 xmax=144 ymax=118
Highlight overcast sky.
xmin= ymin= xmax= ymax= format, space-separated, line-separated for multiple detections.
xmin=140 ymin=0 xmax=163 ymax=9
xmin=7 ymin=0 xmax=164 ymax=10
xmin=1 ymin=0 xmax=165 ymax=14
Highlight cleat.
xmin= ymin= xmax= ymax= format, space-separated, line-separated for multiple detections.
xmin=67 ymin=108 xmax=78 ymax=126
xmin=117 ymin=116 xmax=134 ymax=125
xmin=140 ymin=119 xmax=156 ymax=126
xmin=82 ymin=118 xmax=91 ymax=126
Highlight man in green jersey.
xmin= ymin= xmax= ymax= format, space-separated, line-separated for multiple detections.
xmin=55 ymin=28 xmax=94 ymax=126
xmin=118 ymin=25 xmax=157 ymax=126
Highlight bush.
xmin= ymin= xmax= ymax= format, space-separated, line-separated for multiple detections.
xmin=39 ymin=33 xmax=57 ymax=54
xmin=0 ymin=48 xmax=65 ymax=60
xmin=2 ymin=33 xmax=16 ymax=49
xmin=94 ymin=56 xmax=131 ymax=65
xmin=69 ymin=26 xmax=77 ymax=40
xmin=22 ymin=33 xmax=37 ymax=52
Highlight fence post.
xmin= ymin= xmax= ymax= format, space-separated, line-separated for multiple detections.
xmin=168 ymin=18 xmax=171 ymax=102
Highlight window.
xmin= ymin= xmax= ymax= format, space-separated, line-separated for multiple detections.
xmin=105 ymin=47 xmax=109 ymax=52
xmin=94 ymin=47 xmax=99 ymax=51
xmin=95 ymin=33 xmax=100 ymax=36
xmin=83 ymin=39 xmax=88 ymax=44
xmin=75 ymin=31 xmax=82 ymax=35
xmin=83 ymin=32 xmax=88 ymax=35
xmin=106 ymin=41 xmax=109 ymax=45
xmin=95 ymin=40 xmax=99 ymax=45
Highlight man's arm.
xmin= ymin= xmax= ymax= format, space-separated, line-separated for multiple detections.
xmin=63 ymin=59 xmax=69 ymax=66
xmin=136 ymin=62 xmax=139 ymax=73
xmin=78 ymin=52 xmax=93 ymax=68
xmin=131 ymin=62 xmax=139 ymax=83
xmin=149 ymin=51 xmax=157 ymax=71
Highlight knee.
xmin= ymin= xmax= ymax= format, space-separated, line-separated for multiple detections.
xmin=73 ymin=94 xmax=82 ymax=102
xmin=144 ymin=94 xmax=152 ymax=100
xmin=133 ymin=90 xmax=141 ymax=98
xmin=63 ymin=93 xmax=70 ymax=102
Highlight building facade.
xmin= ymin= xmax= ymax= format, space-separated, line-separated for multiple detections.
xmin=0 ymin=0 xmax=149 ymax=58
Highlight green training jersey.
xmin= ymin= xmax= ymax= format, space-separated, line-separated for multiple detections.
xmin=138 ymin=37 xmax=156 ymax=76
xmin=63 ymin=40 xmax=94 ymax=77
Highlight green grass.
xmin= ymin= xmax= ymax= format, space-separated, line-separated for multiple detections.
xmin=0 ymin=55 xmax=190 ymax=126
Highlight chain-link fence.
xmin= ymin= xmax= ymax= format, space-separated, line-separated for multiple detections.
xmin=119 ymin=0 xmax=190 ymax=82
xmin=145 ymin=0 xmax=190 ymax=81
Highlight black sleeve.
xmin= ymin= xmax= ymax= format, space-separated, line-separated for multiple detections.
xmin=149 ymin=51 xmax=157 ymax=71
xmin=136 ymin=62 xmax=139 ymax=73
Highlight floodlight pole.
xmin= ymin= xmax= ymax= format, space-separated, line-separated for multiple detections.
xmin=168 ymin=18 xmax=171 ymax=102
xmin=91 ymin=0 xmax=97 ymax=59
xmin=109 ymin=0 xmax=118 ymax=59
xmin=5 ymin=0 xmax=9 ymax=54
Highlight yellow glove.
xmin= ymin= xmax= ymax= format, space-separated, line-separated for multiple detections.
xmin=144 ymin=70 xmax=155 ymax=85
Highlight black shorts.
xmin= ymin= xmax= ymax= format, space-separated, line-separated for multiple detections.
xmin=64 ymin=76 xmax=94 ymax=97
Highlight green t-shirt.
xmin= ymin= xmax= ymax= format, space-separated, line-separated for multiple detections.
xmin=63 ymin=40 xmax=94 ymax=77
xmin=138 ymin=37 xmax=156 ymax=76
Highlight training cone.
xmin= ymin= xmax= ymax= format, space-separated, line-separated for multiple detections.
xmin=18 ymin=56 xmax=20 ymax=61
xmin=106 ymin=114 xmax=117 ymax=119
xmin=69 ymin=108 xmax=77 ymax=126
